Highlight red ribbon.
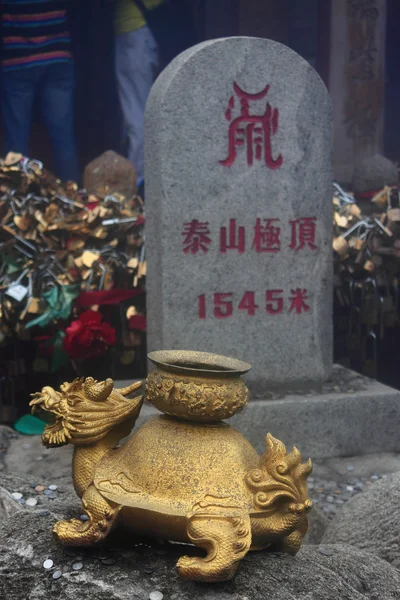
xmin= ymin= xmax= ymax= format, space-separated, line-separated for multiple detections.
xmin=355 ymin=189 xmax=389 ymax=199
xmin=128 ymin=315 xmax=147 ymax=331
xmin=76 ymin=289 xmax=144 ymax=308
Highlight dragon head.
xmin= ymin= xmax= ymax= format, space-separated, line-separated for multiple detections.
xmin=30 ymin=377 xmax=143 ymax=448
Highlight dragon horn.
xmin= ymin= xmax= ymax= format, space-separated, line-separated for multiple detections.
xmin=116 ymin=381 xmax=143 ymax=396
xmin=83 ymin=377 xmax=114 ymax=402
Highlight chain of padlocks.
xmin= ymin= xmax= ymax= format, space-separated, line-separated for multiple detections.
xmin=333 ymin=183 xmax=400 ymax=377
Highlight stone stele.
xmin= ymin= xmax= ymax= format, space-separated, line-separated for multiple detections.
xmin=83 ymin=150 xmax=137 ymax=199
xmin=145 ymin=37 xmax=333 ymax=396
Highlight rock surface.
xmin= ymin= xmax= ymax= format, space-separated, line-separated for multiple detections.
xmin=0 ymin=425 xmax=13 ymax=472
xmin=4 ymin=431 xmax=72 ymax=482
xmin=0 ymin=486 xmax=23 ymax=519
xmin=83 ymin=150 xmax=137 ymax=199
xmin=1 ymin=509 xmax=399 ymax=598
xmin=0 ymin=473 xmax=79 ymax=519
xmin=323 ymin=471 xmax=400 ymax=569
xmin=352 ymin=153 xmax=398 ymax=194
xmin=304 ymin=505 xmax=328 ymax=544
xmin=2 ymin=472 xmax=400 ymax=599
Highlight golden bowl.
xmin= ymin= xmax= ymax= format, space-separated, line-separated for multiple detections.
xmin=146 ymin=350 xmax=251 ymax=422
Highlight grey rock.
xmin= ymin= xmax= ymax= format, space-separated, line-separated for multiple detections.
xmin=323 ymin=471 xmax=400 ymax=569
xmin=0 ymin=425 xmax=14 ymax=471
xmin=0 ymin=486 xmax=24 ymax=519
xmin=353 ymin=153 xmax=398 ymax=194
xmin=304 ymin=505 xmax=328 ymax=544
xmin=1 ymin=486 xmax=400 ymax=599
xmin=145 ymin=37 xmax=333 ymax=396
xmin=5 ymin=432 xmax=72 ymax=481
xmin=0 ymin=473 xmax=79 ymax=522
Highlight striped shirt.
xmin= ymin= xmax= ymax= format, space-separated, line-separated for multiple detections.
xmin=2 ymin=0 xmax=73 ymax=71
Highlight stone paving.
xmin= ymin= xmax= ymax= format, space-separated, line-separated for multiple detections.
xmin=309 ymin=452 xmax=400 ymax=519
xmin=309 ymin=473 xmax=386 ymax=519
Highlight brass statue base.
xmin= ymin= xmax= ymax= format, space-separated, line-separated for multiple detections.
xmin=30 ymin=350 xmax=312 ymax=583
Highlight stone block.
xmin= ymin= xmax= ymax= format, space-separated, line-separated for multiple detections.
xmin=145 ymin=37 xmax=333 ymax=396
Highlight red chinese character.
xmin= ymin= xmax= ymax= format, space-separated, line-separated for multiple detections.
xmin=290 ymin=218 xmax=317 ymax=251
xmin=252 ymin=218 xmax=281 ymax=252
xmin=266 ymin=289 xmax=284 ymax=314
xmin=219 ymin=82 xmax=283 ymax=169
xmin=182 ymin=220 xmax=211 ymax=254
xmin=238 ymin=291 xmax=259 ymax=316
xmin=220 ymin=219 xmax=245 ymax=253
xmin=289 ymin=289 xmax=310 ymax=314
xmin=214 ymin=293 xmax=233 ymax=318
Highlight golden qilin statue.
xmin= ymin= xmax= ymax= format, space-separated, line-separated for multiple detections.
xmin=30 ymin=350 xmax=313 ymax=583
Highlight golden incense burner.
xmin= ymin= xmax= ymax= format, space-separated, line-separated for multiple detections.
xmin=30 ymin=350 xmax=313 ymax=583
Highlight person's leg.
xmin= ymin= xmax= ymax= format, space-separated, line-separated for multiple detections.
xmin=1 ymin=67 xmax=37 ymax=156
xmin=115 ymin=26 xmax=159 ymax=182
xmin=40 ymin=62 xmax=79 ymax=182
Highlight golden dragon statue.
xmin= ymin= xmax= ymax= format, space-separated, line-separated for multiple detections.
xmin=30 ymin=350 xmax=313 ymax=583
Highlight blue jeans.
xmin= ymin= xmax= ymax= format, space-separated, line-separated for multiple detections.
xmin=115 ymin=26 xmax=159 ymax=182
xmin=1 ymin=62 xmax=79 ymax=182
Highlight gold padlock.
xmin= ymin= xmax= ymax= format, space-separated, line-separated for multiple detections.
xmin=333 ymin=236 xmax=349 ymax=256
xmin=387 ymin=208 xmax=400 ymax=225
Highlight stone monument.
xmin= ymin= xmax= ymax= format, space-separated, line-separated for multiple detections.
xmin=145 ymin=37 xmax=333 ymax=396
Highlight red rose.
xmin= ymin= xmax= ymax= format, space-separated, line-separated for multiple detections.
xmin=64 ymin=310 xmax=116 ymax=360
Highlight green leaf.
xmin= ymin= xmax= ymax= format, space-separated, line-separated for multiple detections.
xmin=26 ymin=284 xmax=80 ymax=329
xmin=49 ymin=330 xmax=68 ymax=372
xmin=3 ymin=256 xmax=22 ymax=275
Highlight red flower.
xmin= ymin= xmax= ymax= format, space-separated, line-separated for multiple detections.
xmin=64 ymin=310 xmax=116 ymax=360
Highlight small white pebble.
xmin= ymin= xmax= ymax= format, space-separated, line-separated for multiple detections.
xmin=48 ymin=485 xmax=58 ymax=491
xmin=149 ymin=592 xmax=164 ymax=600
xmin=346 ymin=485 xmax=354 ymax=492
xmin=80 ymin=514 xmax=89 ymax=521
xmin=43 ymin=559 xmax=54 ymax=570
xmin=25 ymin=497 xmax=38 ymax=507
xmin=52 ymin=571 xmax=62 ymax=580
xmin=11 ymin=492 xmax=23 ymax=500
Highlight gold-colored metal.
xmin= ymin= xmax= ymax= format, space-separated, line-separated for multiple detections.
xmin=146 ymin=350 xmax=251 ymax=421
xmin=30 ymin=350 xmax=313 ymax=583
